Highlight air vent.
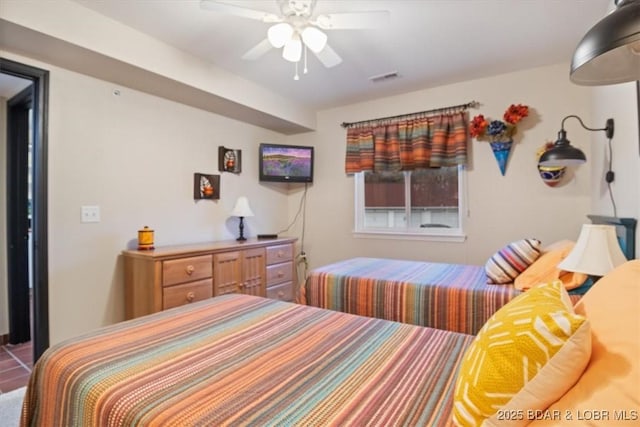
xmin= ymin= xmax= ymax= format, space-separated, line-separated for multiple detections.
xmin=369 ymin=71 xmax=399 ymax=83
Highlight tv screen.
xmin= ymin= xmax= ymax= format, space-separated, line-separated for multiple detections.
xmin=259 ymin=143 xmax=314 ymax=183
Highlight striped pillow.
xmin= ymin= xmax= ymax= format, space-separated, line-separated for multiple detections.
xmin=485 ymin=238 xmax=541 ymax=284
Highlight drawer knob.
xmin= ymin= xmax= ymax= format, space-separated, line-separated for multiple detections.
xmin=277 ymin=250 xmax=284 ymax=257
xmin=185 ymin=265 xmax=195 ymax=275
xmin=277 ymin=291 xmax=285 ymax=298
xmin=277 ymin=271 xmax=284 ymax=278
xmin=186 ymin=291 xmax=195 ymax=302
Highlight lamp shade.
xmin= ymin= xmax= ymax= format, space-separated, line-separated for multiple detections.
xmin=267 ymin=23 xmax=293 ymax=48
xmin=282 ymin=34 xmax=302 ymax=62
xmin=230 ymin=196 xmax=254 ymax=217
xmin=538 ymin=130 xmax=587 ymax=167
xmin=570 ymin=0 xmax=640 ymax=85
xmin=301 ymin=26 xmax=328 ymax=53
xmin=558 ymin=224 xmax=627 ymax=276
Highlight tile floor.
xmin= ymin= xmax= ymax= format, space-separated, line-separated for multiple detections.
xmin=0 ymin=341 xmax=32 ymax=394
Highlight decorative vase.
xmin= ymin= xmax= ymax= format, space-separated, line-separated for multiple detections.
xmin=489 ymin=140 xmax=513 ymax=176
xmin=537 ymin=165 xmax=566 ymax=187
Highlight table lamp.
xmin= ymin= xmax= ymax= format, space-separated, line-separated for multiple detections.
xmin=230 ymin=196 xmax=254 ymax=241
xmin=558 ymin=224 xmax=628 ymax=279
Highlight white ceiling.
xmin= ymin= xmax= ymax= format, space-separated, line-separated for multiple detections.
xmin=66 ymin=0 xmax=613 ymax=111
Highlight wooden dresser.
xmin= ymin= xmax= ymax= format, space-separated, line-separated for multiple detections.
xmin=123 ymin=237 xmax=297 ymax=319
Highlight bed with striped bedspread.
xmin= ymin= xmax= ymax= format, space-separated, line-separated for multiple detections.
xmin=301 ymin=257 xmax=583 ymax=335
xmin=22 ymin=294 xmax=473 ymax=427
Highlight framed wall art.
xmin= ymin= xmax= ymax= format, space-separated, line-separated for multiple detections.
xmin=193 ymin=173 xmax=220 ymax=200
xmin=218 ymin=146 xmax=241 ymax=173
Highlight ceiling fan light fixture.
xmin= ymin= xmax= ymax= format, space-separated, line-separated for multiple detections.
xmin=267 ymin=23 xmax=294 ymax=48
xmin=202 ymin=0 xmax=386 ymax=74
xmin=282 ymin=35 xmax=302 ymax=62
xmin=301 ymin=26 xmax=327 ymax=52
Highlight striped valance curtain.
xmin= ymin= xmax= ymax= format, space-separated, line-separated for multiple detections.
xmin=344 ymin=111 xmax=469 ymax=174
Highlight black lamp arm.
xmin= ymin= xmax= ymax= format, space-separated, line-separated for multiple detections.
xmin=561 ymin=115 xmax=615 ymax=138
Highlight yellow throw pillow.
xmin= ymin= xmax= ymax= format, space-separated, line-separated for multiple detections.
xmin=452 ymin=281 xmax=591 ymax=427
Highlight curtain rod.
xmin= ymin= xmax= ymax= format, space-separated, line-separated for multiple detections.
xmin=340 ymin=100 xmax=479 ymax=128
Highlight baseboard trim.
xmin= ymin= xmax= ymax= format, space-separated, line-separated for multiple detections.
xmin=0 ymin=334 xmax=8 ymax=345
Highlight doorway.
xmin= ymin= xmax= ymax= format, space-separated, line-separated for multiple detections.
xmin=7 ymin=84 xmax=32 ymax=345
xmin=1 ymin=58 xmax=49 ymax=362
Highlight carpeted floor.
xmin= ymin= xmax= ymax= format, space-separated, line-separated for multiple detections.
xmin=0 ymin=386 xmax=25 ymax=427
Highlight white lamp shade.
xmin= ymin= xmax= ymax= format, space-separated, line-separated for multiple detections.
xmin=301 ymin=26 xmax=328 ymax=53
xmin=230 ymin=196 xmax=254 ymax=217
xmin=558 ymin=224 xmax=627 ymax=276
xmin=267 ymin=23 xmax=293 ymax=48
xmin=282 ymin=35 xmax=302 ymax=62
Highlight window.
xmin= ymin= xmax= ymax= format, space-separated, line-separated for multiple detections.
xmin=354 ymin=166 xmax=466 ymax=240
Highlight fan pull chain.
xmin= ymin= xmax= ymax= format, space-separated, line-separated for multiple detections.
xmin=303 ymin=45 xmax=308 ymax=74
xmin=294 ymin=61 xmax=299 ymax=80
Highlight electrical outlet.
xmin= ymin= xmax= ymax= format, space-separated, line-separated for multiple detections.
xmin=81 ymin=205 xmax=100 ymax=223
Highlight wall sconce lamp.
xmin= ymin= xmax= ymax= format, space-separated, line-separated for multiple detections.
xmin=538 ymin=115 xmax=614 ymax=167
xmin=558 ymin=224 xmax=628 ymax=280
xmin=230 ymin=196 xmax=254 ymax=241
xmin=570 ymin=0 xmax=640 ymax=85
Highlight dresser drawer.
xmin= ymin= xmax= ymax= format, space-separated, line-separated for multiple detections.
xmin=266 ymin=244 xmax=293 ymax=265
xmin=266 ymin=261 xmax=293 ymax=286
xmin=163 ymin=279 xmax=213 ymax=310
xmin=162 ymin=255 xmax=212 ymax=287
xmin=266 ymin=281 xmax=293 ymax=302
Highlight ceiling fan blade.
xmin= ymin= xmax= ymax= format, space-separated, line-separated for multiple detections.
xmin=200 ymin=0 xmax=281 ymax=22
xmin=313 ymin=11 xmax=390 ymax=29
xmin=314 ymin=44 xmax=342 ymax=68
xmin=242 ymin=39 xmax=274 ymax=60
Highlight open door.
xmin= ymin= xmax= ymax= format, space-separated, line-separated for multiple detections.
xmin=2 ymin=57 xmax=49 ymax=361
xmin=7 ymin=86 xmax=32 ymax=344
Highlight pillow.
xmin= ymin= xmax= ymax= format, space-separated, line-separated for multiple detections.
xmin=514 ymin=241 xmax=588 ymax=291
xmin=527 ymin=260 xmax=640 ymax=427
xmin=540 ymin=239 xmax=574 ymax=254
xmin=452 ymin=281 xmax=591 ymax=427
xmin=485 ymin=238 xmax=542 ymax=284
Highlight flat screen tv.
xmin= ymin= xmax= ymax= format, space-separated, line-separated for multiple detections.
xmin=259 ymin=143 xmax=314 ymax=183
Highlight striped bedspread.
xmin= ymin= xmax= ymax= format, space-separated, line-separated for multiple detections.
xmin=302 ymin=257 xmax=583 ymax=335
xmin=22 ymin=294 xmax=473 ymax=427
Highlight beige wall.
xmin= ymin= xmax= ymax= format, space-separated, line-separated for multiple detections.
xmin=0 ymin=52 xmax=298 ymax=343
xmin=0 ymin=97 xmax=7 ymax=336
xmin=591 ymin=82 xmax=640 ymax=252
xmin=286 ymin=63 xmax=596 ymax=270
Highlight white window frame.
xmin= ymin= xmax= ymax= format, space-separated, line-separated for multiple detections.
xmin=353 ymin=166 xmax=467 ymax=242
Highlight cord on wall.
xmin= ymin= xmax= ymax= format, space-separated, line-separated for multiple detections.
xmin=605 ymin=136 xmax=618 ymax=217
xmin=277 ymin=183 xmax=310 ymax=280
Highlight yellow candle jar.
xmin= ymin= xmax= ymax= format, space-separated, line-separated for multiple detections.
xmin=137 ymin=226 xmax=155 ymax=250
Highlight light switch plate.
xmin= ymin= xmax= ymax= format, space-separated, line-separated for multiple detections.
xmin=81 ymin=205 xmax=100 ymax=223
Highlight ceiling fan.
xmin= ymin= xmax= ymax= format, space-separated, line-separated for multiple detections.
xmin=200 ymin=0 xmax=390 ymax=79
